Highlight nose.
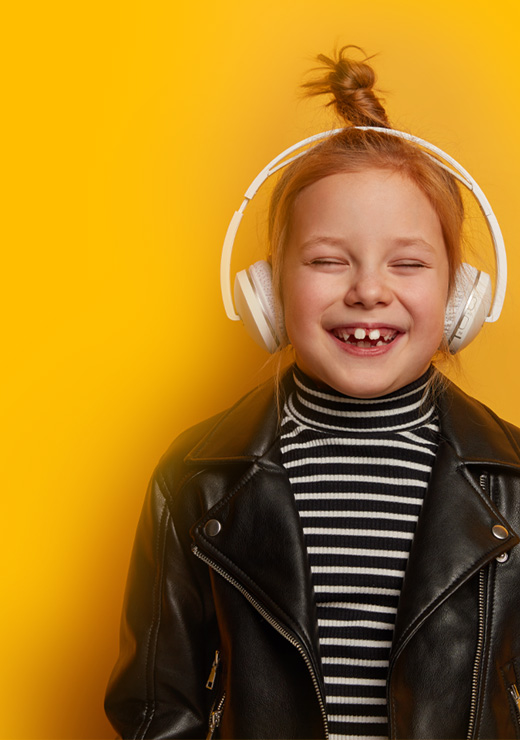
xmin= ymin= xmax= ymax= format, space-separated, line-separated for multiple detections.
xmin=344 ymin=267 xmax=393 ymax=309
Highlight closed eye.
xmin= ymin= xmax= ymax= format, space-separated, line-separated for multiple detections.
xmin=393 ymin=262 xmax=428 ymax=269
xmin=308 ymin=258 xmax=348 ymax=266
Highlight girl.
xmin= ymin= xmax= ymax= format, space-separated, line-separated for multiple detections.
xmin=105 ymin=48 xmax=520 ymax=739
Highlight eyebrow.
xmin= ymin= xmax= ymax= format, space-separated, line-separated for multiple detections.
xmin=300 ymin=236 xmax=436 ymax=251
xmin=300 ymin=236 xmax=348 ymax=250
xmin=391 ymin=237 xmax=436 ymax=252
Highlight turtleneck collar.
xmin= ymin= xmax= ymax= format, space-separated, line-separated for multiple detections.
xmin=285 ymin=365 xmax=437 ymax=435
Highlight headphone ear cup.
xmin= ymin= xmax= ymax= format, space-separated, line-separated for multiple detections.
xmin=234 ymin=260 xmax=283 ymax=353
xmin=444 ymin=263 xmax=492 ymax=353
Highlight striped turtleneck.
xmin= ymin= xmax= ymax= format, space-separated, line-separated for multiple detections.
xmin=280 ymin=367 xmax=440 ymax=740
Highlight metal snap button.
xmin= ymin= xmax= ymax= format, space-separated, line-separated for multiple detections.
xmin=204 ymin=519 xmax=221 ymax=537
xmin=496 ymin=551 xmax=509 ymax=563
xmin=492 ymin=524 xmax=509 ymax=540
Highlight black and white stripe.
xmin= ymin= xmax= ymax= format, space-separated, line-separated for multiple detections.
xmin=280 ymin=368 xmax=439 ymax=740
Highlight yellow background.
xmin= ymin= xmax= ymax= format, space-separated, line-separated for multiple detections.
xmin=2 ymin=1 xmax=520 ymax=737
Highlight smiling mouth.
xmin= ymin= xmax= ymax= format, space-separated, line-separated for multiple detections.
xmin=331 ymin=327 xmax=400 ymax=348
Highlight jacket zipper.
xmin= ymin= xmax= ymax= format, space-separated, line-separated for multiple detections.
xmin=467 ymin=472 xmax=489 ymax=739
xmin=502 ymin=660 xmax=520 ymax=729
xmin=467 ymin=568 xmax=486 ymax=739
xmin=509 ymin=683 xmax=520 ymax=729
xmin=192 ymin=544 xmax=329 ymax=740
xmin=206 ymin=692 xmax=226 ymax=740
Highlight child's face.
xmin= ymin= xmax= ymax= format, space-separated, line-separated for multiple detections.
xmin=281 ymin=168 xmax=450 ymax=398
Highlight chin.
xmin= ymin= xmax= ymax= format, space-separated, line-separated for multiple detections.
xmin=332 ymin=379 xmax=398 ymax=399
xmin=300 ymin=361 xmax=426 ymax=399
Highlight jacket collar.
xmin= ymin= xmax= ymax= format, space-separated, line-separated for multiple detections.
xmin=436 ymin=379 xmax=520 ymax=468
xmin=185 ymin=376 xmax=281 ymax=463
xmin=186 ymin=369 xmax=520 ymax=470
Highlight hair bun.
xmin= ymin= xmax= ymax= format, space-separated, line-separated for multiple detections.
xmin=303 ymin=45 xmax=390 ymax=128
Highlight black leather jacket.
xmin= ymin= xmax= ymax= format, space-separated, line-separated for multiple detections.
xmin=105 ymin=373 xmax=520 ymax=739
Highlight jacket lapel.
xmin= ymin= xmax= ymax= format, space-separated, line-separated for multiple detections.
xmin=187 ymin=376 xmax=322 ymax=674
xmin=391 ymin=381 xmax=520 ymax=658
xmin=391 ymin=438 xmax=519 ymax=658
xmin=191 ymin=452 xmax=321 ymax=662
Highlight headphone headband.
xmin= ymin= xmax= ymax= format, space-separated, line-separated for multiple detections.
xmin=221 ymin=126 xmax=506 ymax=324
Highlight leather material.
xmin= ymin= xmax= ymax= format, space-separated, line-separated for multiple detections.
xmin=105 ymin=371 xmax=520 ymax=739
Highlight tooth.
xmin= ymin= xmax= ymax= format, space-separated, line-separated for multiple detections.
xmin=354 ymin=328 xmax=366 ymax=340
xmin=368 ymin=329 xmax=380 ymax=340
xmin=376 ymin=340 xmax=384 ymax=346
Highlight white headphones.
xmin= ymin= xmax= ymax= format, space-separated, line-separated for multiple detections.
xmin=220 ymin=127 xmax=507 ymax=354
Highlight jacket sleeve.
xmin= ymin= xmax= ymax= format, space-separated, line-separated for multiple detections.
xmin=104 ymin=469 xmax=216 ymax=739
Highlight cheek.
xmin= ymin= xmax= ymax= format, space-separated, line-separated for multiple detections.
xmin=283 ymin=290 xmax=309 ymax=336
xmin=410 ymin=269 xmax=449 ymax=307
xmin=281 ymin=279 xmax=327 ymax=350
xmin=282 ymin=271 xmax=313 ymax=315
xmin=280 ymin=277 xmax=301 ymax=338
xmin=414 ymin=282 xmax=449 ymax=337
xmin=283 ymin=279 xmax=330 ymax=331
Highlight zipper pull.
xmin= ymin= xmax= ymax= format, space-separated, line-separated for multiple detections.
xmin=509 ymin=683 xmax=520 ymax=716
xmin=206 ymin=650 xmax=220 ymax=690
